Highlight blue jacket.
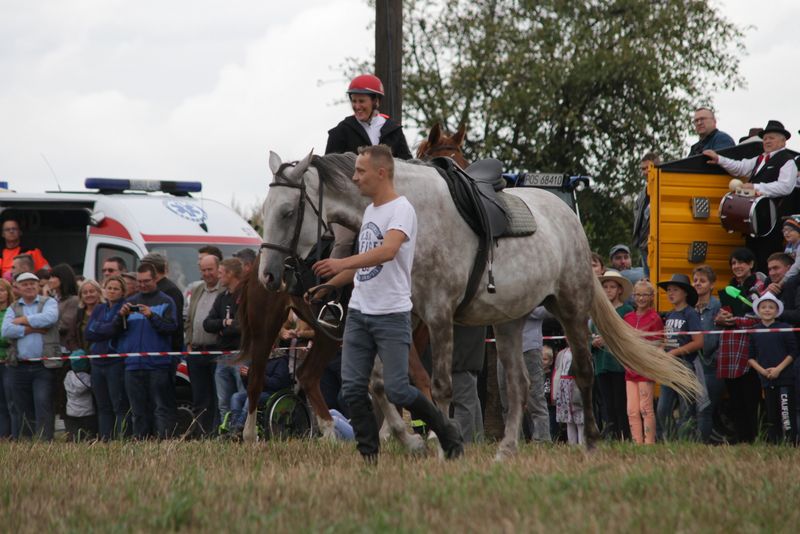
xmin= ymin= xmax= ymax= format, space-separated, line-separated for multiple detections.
xmin=113 ymin=291 xmax=177 ymax=370
xmin=85 ymin=301 xmax=123 ymax=365
xmin=263 ymin=356 xmax=292 ymax=395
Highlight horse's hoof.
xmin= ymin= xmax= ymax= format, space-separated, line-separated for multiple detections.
xmin=494 ymin=441 xmax=518 ymax=462
xmin=403 ymin=433 xmax=426 ymax=454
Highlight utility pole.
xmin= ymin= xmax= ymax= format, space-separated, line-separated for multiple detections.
xmin=375 ymin=0 xmax=403 ymax=122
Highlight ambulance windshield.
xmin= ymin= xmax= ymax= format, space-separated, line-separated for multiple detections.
xmin=145 ymin=244 xmax=257 ymax=291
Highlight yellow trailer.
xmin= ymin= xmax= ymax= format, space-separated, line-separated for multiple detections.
xmin=648 ymin=142 xmax=763 ymax=310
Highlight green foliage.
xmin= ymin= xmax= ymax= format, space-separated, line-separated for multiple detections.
xmin=398 ymin=0 xmax=745 ymax=249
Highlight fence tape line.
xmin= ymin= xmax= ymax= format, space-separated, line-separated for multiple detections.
xmin=26 ymin=346 xmax=309 ymax=363
xmin=486 ymin=326 xmax=800 ymax=343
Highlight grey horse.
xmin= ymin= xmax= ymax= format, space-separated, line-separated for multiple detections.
xmin=258 ymin=151 xmax=699 ymax=460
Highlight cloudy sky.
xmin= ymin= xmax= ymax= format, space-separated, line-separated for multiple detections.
xmin=1 ymin=0 xmax=799 ymax=211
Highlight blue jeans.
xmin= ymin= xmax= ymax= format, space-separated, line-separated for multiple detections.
xmin=230 ymin=391 xmax=271 ymax=429
xmin=215 ymin=361 xmax=244 ymax=421
xmin=92 ymin=361 xmax=130 ymax=440
xmin=341 ymin=310 xmax=419 ymax=408
xmin=7 ymin=363 xmax=55 ymax=440
xmin=697 ymin=362 xmax=725 ymax=443
xmin=187 ymin=356 xmax=217 ymax=435
xmin=125 ymin=367 xmax=177 ymax=439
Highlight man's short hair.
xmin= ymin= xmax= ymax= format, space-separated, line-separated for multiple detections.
xmin=198 ymin=245 xmax=224 ymax=262
xmin=220 ymin=258 xmax=243 ymax=279
xmin=13 ymin=253 xmax=34 ymax=272
xmin=694 ymin=106 xmax=715 ymax=118
xmin=136 ymin=262 xmax=157 ymax=278
xmin=141 ymin=252 xmax=167 ymax=274
xmin=232 ymin=248 xmax=256 ymax=265
xmin=104 ymin=256 xmax=128 ymax=272
xmin=641 ymin=152 xmax=661 ymax=165
xmin=692 ymin=264 xmax=717 ymax=284
xmin=767 ymin=252 xmax=794 ymax=268
xmin=357 ymin=144 xmax=395 ymax=178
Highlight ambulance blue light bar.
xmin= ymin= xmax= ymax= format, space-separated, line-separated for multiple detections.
xmin=85 ymin=178 xmax=202 ymax=194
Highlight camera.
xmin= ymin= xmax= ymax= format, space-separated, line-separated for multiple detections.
xmin=129 ymin=304 xmax=142 ymax=313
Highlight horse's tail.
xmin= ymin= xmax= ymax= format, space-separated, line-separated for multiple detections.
xmin=589 ymin=277 xmax=701 ymax=398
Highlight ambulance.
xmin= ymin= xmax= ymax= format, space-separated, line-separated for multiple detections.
xmin=0 ymin=178 xmax=261 ymax=290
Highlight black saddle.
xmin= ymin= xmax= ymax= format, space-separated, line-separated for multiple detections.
xmin=431 ymin=156 xmax=511 ymax=315
xmin=432 ymin=157 xmax=509 ymax=239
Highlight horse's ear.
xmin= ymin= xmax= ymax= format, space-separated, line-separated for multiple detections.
xmin=428 ymin=123 xmax=442 ymax=145
xmin=268 ymin=151 xmax=282 ymax=176
xmin=291 ymin=149 xmax=314 ymax=180
xmin=453 ymin=123 xmax=467 ymax=145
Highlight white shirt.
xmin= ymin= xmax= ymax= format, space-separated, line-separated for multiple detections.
xmin=358 ymin=114 xmax=386 ymax=146
xmin=718 ymin=148 xmax=798 ymax=198
xmin=348 ymin=196 xmax=417 ymax=315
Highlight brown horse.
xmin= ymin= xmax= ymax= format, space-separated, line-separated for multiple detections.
xmin=417 ymin=122 xmax=468 ymax=168
xmin=237 ymin=253 xmax=431 ymax=449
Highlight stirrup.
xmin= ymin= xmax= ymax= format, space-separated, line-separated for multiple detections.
xmin=317 ymin=301 xmax=344 ymax=329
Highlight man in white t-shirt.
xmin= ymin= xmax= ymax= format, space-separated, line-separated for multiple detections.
xmin=311 ymin=145 xmax=463 ymax=463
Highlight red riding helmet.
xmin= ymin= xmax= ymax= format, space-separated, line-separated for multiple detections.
xmin=347 ymin=74 xmax=385 ymax=97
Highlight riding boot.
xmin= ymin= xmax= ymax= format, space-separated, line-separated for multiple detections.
xmin=345 ymin=395 xmax=380 ymax=461
xmin=407 ymin=394 xmax=464 ymax=459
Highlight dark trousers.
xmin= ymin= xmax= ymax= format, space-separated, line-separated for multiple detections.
xmin=597 ymin=372 xmax=630 ymax=440
xmin=92 ymin=361 xmax=131 ymax=440
xmin=125 ymin=368 xmax=177 ymax=439
xmin=64 ymin=414 xmax=98 ymax=441
xmin=0 ymin=365 xmax=15 ymax=438
xmin=7 ymin=363 xmax=54 ymax=440
xmin=764 ymin=385 xmax=796 ymax=444
xmin=698 ymin=364 xmax=726 ymax=443
xmin=187 ymin=355 xmax=218 ymax=436
xmin=725 ymin=371 xmax=762 ymax=444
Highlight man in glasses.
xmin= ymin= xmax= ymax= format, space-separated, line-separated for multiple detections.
xmin=688 ymin=107 xmax=735 ymax=157
xmin=101 ymin=256 xmax=128 ymax=282
xmin=1 ymin=219 xmax=49 ymax=281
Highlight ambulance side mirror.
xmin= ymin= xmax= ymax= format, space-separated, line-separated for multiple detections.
xmin=89 ymin=210 xmax=106 ymax=226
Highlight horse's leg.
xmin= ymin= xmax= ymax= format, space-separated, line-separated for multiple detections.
xmin=370 ymin=359 xmax=425 ymax=453
xmin=242 ymin=292 xmax=290 ymax=443
xmin=493 ymin=318 xmax=527 ymax=461
xmin=426 ymin=316 xmax=455 ymax=413
xmin=545 ymin=297 xmax=601 ymax=449
xmin=409 ymin=323 xmax=432 ymax=401
xmin=295 ymin=336 xmax=336 ymax=441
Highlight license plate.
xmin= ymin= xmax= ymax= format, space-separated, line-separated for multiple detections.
xmin=521 ymin=173 xmax=563 ymax=187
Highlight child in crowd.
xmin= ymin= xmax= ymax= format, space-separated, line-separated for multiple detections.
xmin=590 ymin=252 xmax=605 ymax=276
xmin=781 ymin=216 xmax=800 ymax=281
xmin=748 ymin=293 xmax=797 ymax=443
xmin=656 ymin=274 xmax=704 ymax=440
xmin=592 ymin=270 xmax=633 ymax=440
xmin=63 ymin=358 xmax=97 ymax=441
xmin=553 ymin=345 xmax=584 ymax=445
xmin=541 ymin=345 xmax=557 ymax=440
xmin=692 ymin=265 xmax=723 ymax=444
xmin=623 ymin=280 xmax=663 ymax=444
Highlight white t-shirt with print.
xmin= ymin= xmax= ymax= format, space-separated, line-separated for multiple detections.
xmin=348 ymin=196 xmax=417 ymax=315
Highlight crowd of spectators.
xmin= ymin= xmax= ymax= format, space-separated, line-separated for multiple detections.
xmin=0 ymin=226 xmax=306 ymax=441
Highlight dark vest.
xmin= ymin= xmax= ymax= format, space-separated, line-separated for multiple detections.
xmin=750 ymin=149 xmax=800 ymax=216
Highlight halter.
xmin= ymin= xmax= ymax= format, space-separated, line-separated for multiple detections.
xmin=419 ymin=143 xmax=463 ymax=161
xmin=261 ymin=161 xmax=328 ymax=262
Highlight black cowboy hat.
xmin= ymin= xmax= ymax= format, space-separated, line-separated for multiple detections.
xmin=763 ymin=120 xmax=791 ymax=140
xmin=657 ymin=273 xmax=698 ymax=307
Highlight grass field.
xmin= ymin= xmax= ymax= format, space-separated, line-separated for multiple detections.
xmin=1 ymin=439 xmax=799 ymax=533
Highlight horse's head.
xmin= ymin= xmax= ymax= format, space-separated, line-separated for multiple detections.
xmin=259 ymin=150 xmax=319 ymax=291
xmin=416 ymin=122 xmax=468 ymax=167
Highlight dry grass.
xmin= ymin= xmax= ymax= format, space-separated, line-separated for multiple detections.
xmin=1 ymin=439 xmax=799 ymax=533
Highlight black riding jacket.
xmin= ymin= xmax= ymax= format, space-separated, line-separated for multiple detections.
xmin=325 ymin=115 xmax=412 ymax=160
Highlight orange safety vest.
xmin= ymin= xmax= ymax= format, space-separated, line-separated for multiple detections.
xmin=1 ymin=247 xmax=49 ymax=277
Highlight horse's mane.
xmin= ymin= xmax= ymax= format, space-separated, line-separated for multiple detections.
xmin=311 ymin=153 xmax=356 ymax=191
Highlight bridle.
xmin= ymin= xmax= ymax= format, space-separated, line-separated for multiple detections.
xmin=261 ymin=161 xmax=344 ymax=341
xmin=260 ymin=161 xmax=328 ymax=263
xmin=418 ymin=143 xmax=463 ymax=161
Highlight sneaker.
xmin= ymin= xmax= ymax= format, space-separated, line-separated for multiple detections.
xmin=218 ymin=411 xmax=232 ymax=434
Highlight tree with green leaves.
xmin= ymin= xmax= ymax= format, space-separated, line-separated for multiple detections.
xmin=394 ymin=0 xmax=745 ymax=253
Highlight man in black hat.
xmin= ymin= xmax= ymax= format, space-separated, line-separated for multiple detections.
xmin=688 ymin=107 xmax=735 ymax=157
xmin=704 ymin=120 xmax=800 ymax=271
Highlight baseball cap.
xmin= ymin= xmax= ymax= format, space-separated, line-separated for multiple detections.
xmin=233 ymin=248 xmax=257 ymax=264
xmin=609 ymin=244 xmax=631 ymax=258
xmin=15 ymin=272 xmax=39 ymax=283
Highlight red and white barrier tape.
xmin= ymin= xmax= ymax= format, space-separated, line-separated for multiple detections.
xmin=23 ymin=346 xmax=308 ymax=363
xmin=488 ymin=326 xmax=800 ymax=343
